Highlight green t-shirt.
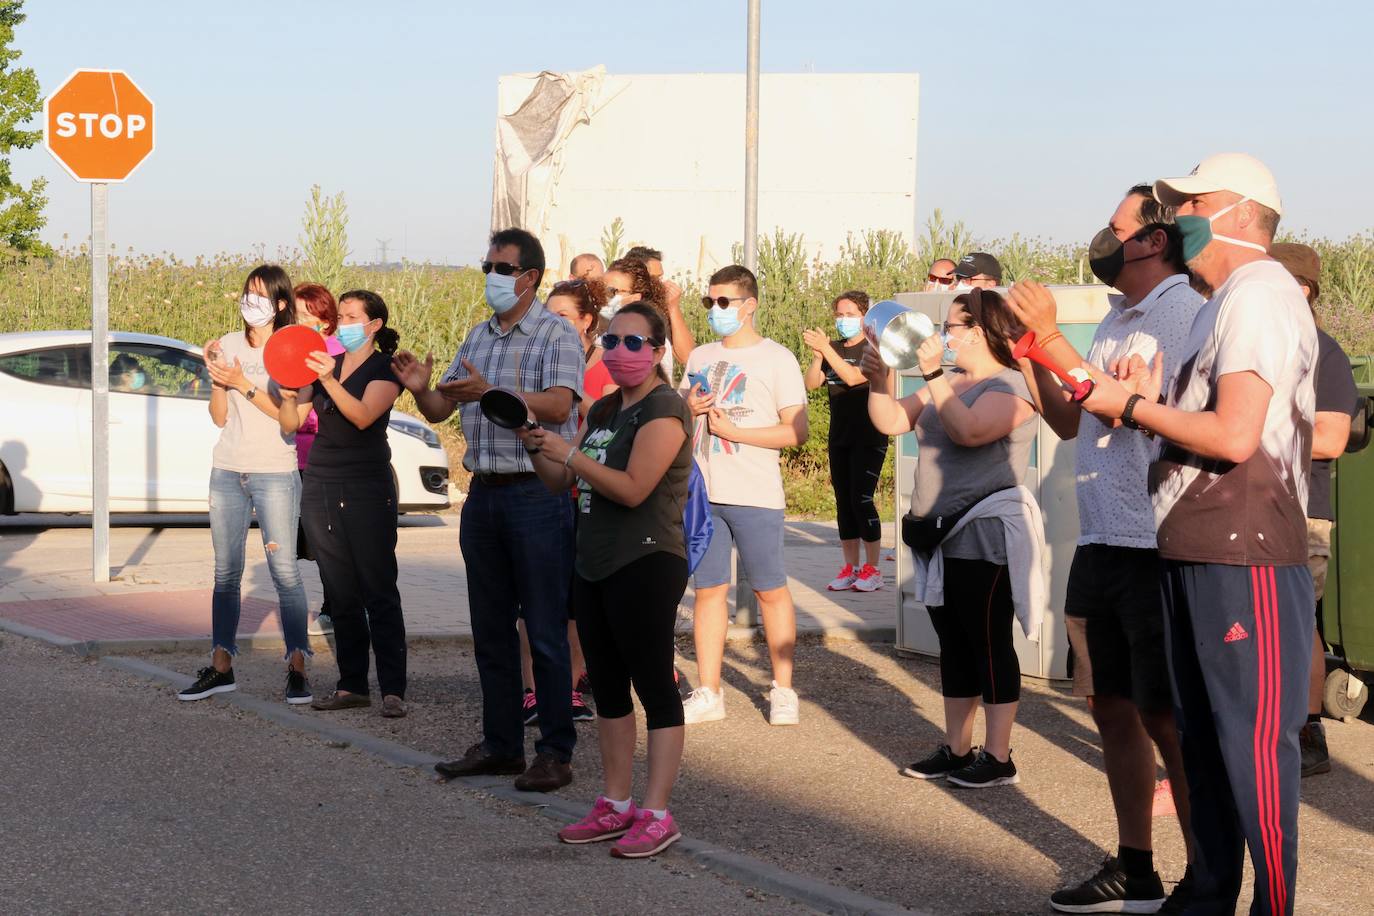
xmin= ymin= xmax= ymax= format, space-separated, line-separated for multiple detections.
xmin=575 ymin=384 xmax=693 ymax=581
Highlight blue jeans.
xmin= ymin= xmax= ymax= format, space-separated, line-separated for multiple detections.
xmin=460 ymin=477 xmax=575 ymax=762
xmin=209 ymin=468 xmax=311 ymax=660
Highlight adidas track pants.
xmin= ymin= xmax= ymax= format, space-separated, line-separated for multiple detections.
xmin=1160 ymin=561 xmax=1313 ymax=916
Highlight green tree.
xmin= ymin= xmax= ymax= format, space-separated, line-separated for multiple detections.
xmin=297 ymin=184 xmax=349 ymax=291
xmin=0 ymin=0 xmax=47 ymax=255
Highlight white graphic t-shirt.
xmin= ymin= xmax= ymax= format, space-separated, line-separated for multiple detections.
xmin=211 ymin=331 xmax=298 ymax=474
xmin=1149 ymin=260 xmax=1317 ymax=566
xmin=680 ymin=338 xmax=807 ymax=510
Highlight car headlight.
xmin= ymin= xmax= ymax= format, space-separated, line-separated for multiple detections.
xmin=388 ymin=418 xmax=440 ymax=448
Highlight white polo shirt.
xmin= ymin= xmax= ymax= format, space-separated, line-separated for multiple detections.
xmin=1076 ymin=274 xmax=1203 ymax=548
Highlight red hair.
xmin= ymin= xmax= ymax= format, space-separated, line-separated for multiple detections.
xmin=293 ymin=283 xmax=338 ymax=335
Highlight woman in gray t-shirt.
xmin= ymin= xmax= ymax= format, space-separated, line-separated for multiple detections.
xmin=863 ymin=289 xmax=1038 ymax=788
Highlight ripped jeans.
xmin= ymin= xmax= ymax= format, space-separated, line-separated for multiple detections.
xmin=209 ymin=468 xmax=311 ymax=660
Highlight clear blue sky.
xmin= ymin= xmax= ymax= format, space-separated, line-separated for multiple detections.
xmin=15 ymin=0 xmax=1373 ymax=265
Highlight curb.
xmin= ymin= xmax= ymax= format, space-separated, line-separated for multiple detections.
xmin=98 ymin=652 xmax=923 ymax=916
xmin=0 ymin=620 xmax=895 ymax=658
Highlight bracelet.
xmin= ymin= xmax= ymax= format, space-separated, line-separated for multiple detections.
xmin=563 ymin=449 xmax=578 ymax=468
xmin=1038 ymin=331 xmax=1064 ymax=348
xmin=1120 ymin=393 xmax=1144 ymax=430
xmin=921 ymin=368 xmax=944 ymax=382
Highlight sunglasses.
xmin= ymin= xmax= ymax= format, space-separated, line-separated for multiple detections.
xmin=550 ymin=279 xmax=586 ymax=292
xmin=701 ymin=295 xmax=750 ymax=309
xmin=599 ymin=333 xmax=664 ymax=352
xmin=481 ymin=260 xmax=525 ymax=276
xmin=926 ymin=274 xmax=955 ymax=286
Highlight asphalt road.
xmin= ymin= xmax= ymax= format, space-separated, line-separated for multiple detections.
xmin=0 ymin=634 xmax=806 ymax=915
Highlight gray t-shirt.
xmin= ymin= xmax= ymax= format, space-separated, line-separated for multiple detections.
xmin=574 ymin=384 xmax=693 ymax=581
xmin=910 ymin=367 xmax=1037 ymax=563
xmin=210 ymin=331 xmax=297 ymax=474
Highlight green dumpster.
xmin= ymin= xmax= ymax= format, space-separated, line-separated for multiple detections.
xmin=1322 ymin=354 xmax=1374 ymax=717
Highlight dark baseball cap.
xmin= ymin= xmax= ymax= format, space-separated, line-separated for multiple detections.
xmin=1269 ymin=242 xmax=1320 ymax=300
xmin=954 ymin=252 xmax=1003 ymax=282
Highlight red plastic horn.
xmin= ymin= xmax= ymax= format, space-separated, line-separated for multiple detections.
xmin=1013 ymin=331 xmax=1095 ymax=403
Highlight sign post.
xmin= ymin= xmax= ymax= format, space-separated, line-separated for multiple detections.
xmin=43 ymin=69 xmax=155 ymax=583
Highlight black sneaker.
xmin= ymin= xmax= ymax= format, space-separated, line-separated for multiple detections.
xmin=1050 ymin=856 xmax=1165 ymax=913
xmin=286 ymin=667 xmax=313 ymax=706
xmin=178 ymin=666 xmax=237 ymax=701
xmin=947 ymin=748 xmax=1020 ymax=788
xmin=523 ymin=688 xmax=539 ymax=727
xmin=571 ymin=690 xmax=595 ymax=722
xmin=576 ymin=671 xmax=592 ymax=694
xmin=901 ymin=744 xmax=976 ymax=780
xmin=1299 ymin=721 xmax=1330 ymax=777
xmin=1157 ymin=865 xmax=1197 ymax=914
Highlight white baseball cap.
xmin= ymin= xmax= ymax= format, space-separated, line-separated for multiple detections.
xmin=1153 ymin=153 xmax=1283 ymax=217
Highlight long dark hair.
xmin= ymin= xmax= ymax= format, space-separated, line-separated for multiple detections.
xmin=956 ymin=289 xmax=1023 ymax=370
xmin=338 ymin=289 xmax=400 ymax=355
xmin=614 ymin=302 xmax=670 ymax=384
xmin=241 ymin=264 xmax=295 ymax=334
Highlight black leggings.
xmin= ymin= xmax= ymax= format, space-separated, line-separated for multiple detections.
xmin=829 ymin=440 xmax=888 ymax=543
xmin=926 ymin=557 xmax=1020 ymax=704
xmin=573 ymin=551 xmax=688 ymax=730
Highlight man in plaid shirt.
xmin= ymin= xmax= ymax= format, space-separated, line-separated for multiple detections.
xmin=393 ymin=228 xmax=584 ymax=793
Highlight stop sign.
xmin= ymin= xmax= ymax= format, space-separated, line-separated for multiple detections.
xmin=44 ymin=69 xmax=155 ymax=182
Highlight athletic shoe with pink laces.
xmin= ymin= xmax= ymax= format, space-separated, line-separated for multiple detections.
xmin=827 ymin=564 xmax=858 ymax=591
xmin=852 ymin=563 xmax=883 ymax=592
xmin=558 ymin=796 xmax=637 ymax=844
xmin=610 ymin=809 xmax=681 ymax=858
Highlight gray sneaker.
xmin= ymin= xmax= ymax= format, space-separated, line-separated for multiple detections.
xmin=308 ymin=613 xmax=333 ymax=635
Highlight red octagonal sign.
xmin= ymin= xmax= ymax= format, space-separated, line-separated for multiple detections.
xmin=44 ymin=69 xmax=155 ymax=183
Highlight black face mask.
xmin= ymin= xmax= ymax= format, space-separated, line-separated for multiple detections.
xmin=1089 ymin=227 xmax=1154 ymax=287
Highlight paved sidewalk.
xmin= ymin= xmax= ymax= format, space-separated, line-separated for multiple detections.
xmin=0 ymin=514 xmax=897 ymax=650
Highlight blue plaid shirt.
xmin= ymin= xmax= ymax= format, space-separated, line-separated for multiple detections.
xmin=444 ymin=300 xmax=584 ymax=474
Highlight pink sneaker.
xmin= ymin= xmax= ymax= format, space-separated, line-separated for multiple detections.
xmin=853 ymin=563 xmax=884 ymax=592
xmin=610 ymin=809 xmax=681 ymax=858
xmin=1152 ymin=779 xmax=1176 ymax=818
xmin=827 ymin=564 xmax=858 ymax=591
xmin=558 ymin=797 xmax=637 ymax=844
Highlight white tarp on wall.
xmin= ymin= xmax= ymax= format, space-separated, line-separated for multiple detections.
xmin=492 ymin=69 xmax=919 ymax=279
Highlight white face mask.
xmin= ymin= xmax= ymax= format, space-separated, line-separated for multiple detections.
xmin=598 ymin=294 xmax=625 ymax=321
xmin=952 ymin=282 xmax=974 ymax=293
xmin=1203 ymin=197 xmax=1269 ymax=254
xmin=240 ymin=292 xmax=276 ymax=328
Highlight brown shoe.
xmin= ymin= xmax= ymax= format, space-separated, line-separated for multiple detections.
xmin=381 ymin=695 xmax=407 ymax=719
xmin=513 ymin=752 xmax=573 ymax=793
xmin=435 ymin=741 xmax=526 ymax=780
xmin=311 ymin=691 xmax=371 ymax=711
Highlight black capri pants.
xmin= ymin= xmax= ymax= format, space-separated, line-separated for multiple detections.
xmin=829 ymin=440 xmax=888 ymax=543
xmin=573 ymin=551 xmax=688 ymax=730
xmin=926 ymin=557 xmax=1020 ymax=704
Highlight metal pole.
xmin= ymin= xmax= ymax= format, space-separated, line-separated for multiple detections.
xmin=736 ymin=0 xmax=761 ymax=626
xmin=91 ymin=183 xmax=110 ymax=583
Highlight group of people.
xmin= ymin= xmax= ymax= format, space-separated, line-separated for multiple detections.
xmin=170 ymin=151 xmax=1357 ymax=911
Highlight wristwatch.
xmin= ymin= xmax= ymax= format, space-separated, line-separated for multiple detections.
xmin=244 ymin=386 xmax=258 ymax=401
xmin=1120 ymin=393 xmax=1143 ymax=430
xmin=921 ymin=368 xmax=944 ymax=382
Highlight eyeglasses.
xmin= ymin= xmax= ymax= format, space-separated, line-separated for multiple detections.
xmin=926 ymin=274 xmax=955 ymax=286
xmin=599 ymin=333 xmax=664 ymax=352
xmin=606 ymin=286 xmax=633 ymax=297
xmin=702 ymin=295 xmax=749 ymax=309
xmin=941 ymin=322 xmax=970 ymax=334
xmin=481 ymin=260 xmax=525 ymax=276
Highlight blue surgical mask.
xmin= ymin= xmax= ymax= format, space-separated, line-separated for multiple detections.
xmin=835 ymin=316 xmax=862 ymax=339
xmin=1175 ymin=196 xmax=1269 ymax=263
xmin=336 ymin=322 xmax=369 ymax=352
xmin=940 ymin=330 xmax=962 ymax=366
xmin=708 ymin=306 xmax=742 ymax=337
xmin=130 ymin=370 xmax=146 ymax=390
xmin=485 ymin=271 xmax=523 ymax=315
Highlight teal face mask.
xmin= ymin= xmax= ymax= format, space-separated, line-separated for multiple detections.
xmin=835 ymin=316 xmax=862 ymax=339
xmin=130 ymin=370 xmax=146 ymax=390
xmin=708 ymin=306 xmax=742 ymax=337
xmin=1176 ymin=197 xmax=1269 ymax=263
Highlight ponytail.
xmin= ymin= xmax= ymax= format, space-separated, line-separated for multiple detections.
xmin=374 ymin=327 xmax=400 ymax=355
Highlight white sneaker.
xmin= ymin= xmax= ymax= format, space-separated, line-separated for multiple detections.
xmin=768 ymin=681 xmax=799 ymax=726
xmin=682 ymin=686 xmax=726 ymax=724
xmin=852 ymin=564 xmax=883 ymax=592
xmin=308 ymin=613 xmax=333 ymax=636
xmin=826 ymin=564 xmax=858 ymax=591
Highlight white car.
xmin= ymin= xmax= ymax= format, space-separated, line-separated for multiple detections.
xmin=0 ymin=331 xmax=450 ymax=514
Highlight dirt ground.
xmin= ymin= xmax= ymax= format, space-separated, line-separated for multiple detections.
xmin=144 ymin=636 xmax=1374 ymax=915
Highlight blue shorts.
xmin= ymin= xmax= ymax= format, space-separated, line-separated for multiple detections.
xmin=693 ymin=503 xmax=788 ymax=592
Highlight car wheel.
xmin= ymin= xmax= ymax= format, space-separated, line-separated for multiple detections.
xmin=391 ymin=466 xmax=403 ymax=515
xmin=0 ymin=461 xmax=13 ymax=515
